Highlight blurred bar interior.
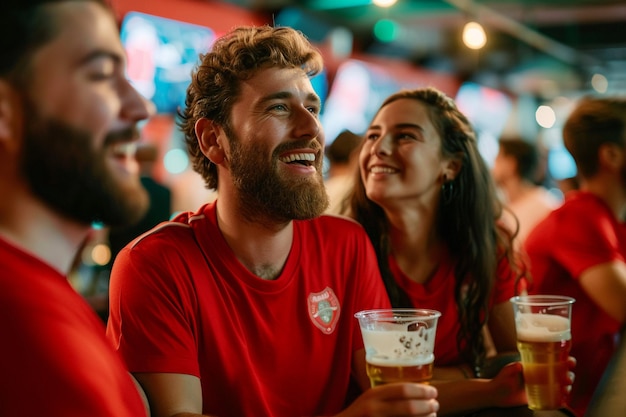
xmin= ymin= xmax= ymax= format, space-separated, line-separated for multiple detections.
xmin=73 ymin=0 xmax=626 ymax=289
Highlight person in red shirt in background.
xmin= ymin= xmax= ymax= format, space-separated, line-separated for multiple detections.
xmin=524 ymin=97 xmax=626 ymax=416
xmin=0 ymin=0 xmax=151 ymax=415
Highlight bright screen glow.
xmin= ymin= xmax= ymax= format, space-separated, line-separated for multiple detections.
xmin=321 ymin=59 xmax=422 ymax=144
xmin=548 ymin=146 xmax=577 ymax=180
xmin=120 ymin=12 xmax=214 ymax=114
xmin=456 ymin=82 xmax=513 ymax=166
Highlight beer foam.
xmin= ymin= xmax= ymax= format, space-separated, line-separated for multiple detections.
xmin=366 ymin=354 xmax=434 ymax=367
xmin=361 ymin=327 xmax=435 ymax=366
xmin=515 ymin=313 xmax=571 ymax=342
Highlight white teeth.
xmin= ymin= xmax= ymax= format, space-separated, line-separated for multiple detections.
xmin=370 ymin=166 xmax=397 ymax=174
xmin=111 ymin=142 xmax=137 ymax=158
xmin=279 ymin=153 xmax=316 ymax=163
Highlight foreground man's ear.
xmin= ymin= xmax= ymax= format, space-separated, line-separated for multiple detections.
xmin=0 ymin=80 xmax=22 ymax=149
xmin=195 ymin=117 xmax=226 ymax=165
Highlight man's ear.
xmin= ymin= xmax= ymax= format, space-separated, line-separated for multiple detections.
xmin=0 ymin=80 xmax=21 ymax=148
xmin=195 ymin=118 xmax=226 ymax=164
xmin=599 ymin=142 xmax=624 ymax=173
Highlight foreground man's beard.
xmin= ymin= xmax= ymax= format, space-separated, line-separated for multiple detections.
xmin=228 ymin=134 xmax=329 ymax=223
xmin=20 ymin=98 xmax=149 ymax=227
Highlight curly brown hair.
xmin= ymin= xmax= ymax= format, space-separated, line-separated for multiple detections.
xmin=177 ymin=25 xmax=324 ymax=190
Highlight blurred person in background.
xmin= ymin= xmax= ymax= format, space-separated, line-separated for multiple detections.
xmin=108 ymin=141 xmax=171 ymax=262
xmin=491 ymin=137 xmax=561 ymax=247
xmin=524 ymin=96 xmax=626 ymax=417
xmin=557 ymin=175 xmax=580 ymax=196
xmin=80 ymin=141 xmax=171 ymax=322
xmin=106 ymin=25 xmax=439 ymax=417
xmin=109 ymin=135 xmax=172 ymax=260
xmin=324 ymin=128 xmax=362 ymax=214
xmin=0 ymin=0 xmax=151 ymax=415
xmin=344 ymin=87 xmax=576 ymax=416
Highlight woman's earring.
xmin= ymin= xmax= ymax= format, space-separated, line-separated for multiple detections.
xmin=441 ymin=176 xmax=455 ymax=205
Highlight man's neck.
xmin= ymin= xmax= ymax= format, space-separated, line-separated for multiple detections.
xmin=582 ymin=176 xmax=626 ymax=221
xmin=499 ymin=176 xmax=536 ymax=204
xmin=0 ymin=190 xmax=89 ymax=275
xmin=215 ymin=197 xmax=294 ymax=280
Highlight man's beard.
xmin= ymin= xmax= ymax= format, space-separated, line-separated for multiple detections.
xmin=20 ymin=98 xmax=149 ymax=227
xmin=227 ymin=130 xmax=329 ymax=223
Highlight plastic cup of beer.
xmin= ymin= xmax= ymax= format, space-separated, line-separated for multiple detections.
xmin=510 ymin=295 xmax=575 ymax=411
xmin=354 ymin=309 xmax=441 ymax=387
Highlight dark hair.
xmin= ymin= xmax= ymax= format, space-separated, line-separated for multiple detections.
xmin=178 ymin=25 xmax=324 ymax=190
xmin=563 ymin=96 xmax=626 ymax=179
xmin=346 ymin=87 xmax=520 ymax=374
xmin=498 ymin=137 xmax=539 ymax=183
xmin=325 ymin=129 xmax=362 ymax=164
xmin=0 ymin=0 xmax=108 ymax=85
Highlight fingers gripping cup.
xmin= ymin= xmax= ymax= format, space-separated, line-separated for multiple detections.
xmin=355 ymin=309 xmax=441 ymax=387
xmin=510 ymin=295 xmax=575 ymax=411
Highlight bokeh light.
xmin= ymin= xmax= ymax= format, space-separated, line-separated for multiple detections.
xmin=164 ymin=148 xmax=189 ymax=174
xmin=373 ymin=19 xmax=400 ymax=43
xmin=462 ymin=22 xmax=487 ymax=50
xmin=535 ymin=105 xmax=556 ymax=129
xmin=591 ymin=73 xmax=608 ymax=93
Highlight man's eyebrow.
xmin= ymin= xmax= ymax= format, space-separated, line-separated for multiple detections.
xmin=258 ymin=91 xmax=322 ymax=107
xmin=306 ymin=92 xmax=322 ymax=107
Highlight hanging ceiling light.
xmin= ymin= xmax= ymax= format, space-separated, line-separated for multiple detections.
xmin=462 ymin=21 xmax=487 ymax=50
xmin=373 ymin=0 xmax=397 ymax=7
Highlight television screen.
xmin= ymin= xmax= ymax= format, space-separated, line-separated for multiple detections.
xmin=322 ymin=59 xmax=421 ymax=144
xmin=455 ymin=82 xmax=513 ymax=166
xmin=120 ymin=12 xmax=215 ymax=114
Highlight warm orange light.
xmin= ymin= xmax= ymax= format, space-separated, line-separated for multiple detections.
xmin=462 ymin=21 xmax=487 ymax=50
xmin=91 ymin=244 xmax=111 ymax=266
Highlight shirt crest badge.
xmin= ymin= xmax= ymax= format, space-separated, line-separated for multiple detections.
xmin=307 ymin=287 xmax=341 ymax=334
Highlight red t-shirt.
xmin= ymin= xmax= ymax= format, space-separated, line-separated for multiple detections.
xmin=389 ymin=246 xmax=518 ymax=366
xmin=107 ymin=202 xmax=390 ymax=417
xmin=524 ymin=191 xmax=624 ymax=416
xmin=0 ymin=237 xmax=146 ymax=416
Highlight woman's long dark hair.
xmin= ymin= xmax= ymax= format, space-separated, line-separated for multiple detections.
xmin=345 ymin=87 xmax=520 ymax=375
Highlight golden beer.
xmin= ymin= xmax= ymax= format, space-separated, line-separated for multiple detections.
xmin=366 ymin=360 xmax=434 ymax=387
xmin=355 ymin=309 xmax=441 ymax=387
xmin=516 ymin=313 xmax=571 ymax=410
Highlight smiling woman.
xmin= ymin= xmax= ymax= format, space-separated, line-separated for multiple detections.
xmin=342 ymin=87 xmax=579 ymax=416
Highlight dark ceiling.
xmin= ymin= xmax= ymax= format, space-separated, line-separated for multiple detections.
xmin=217 ymin=0 xmax=626 ymax=98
